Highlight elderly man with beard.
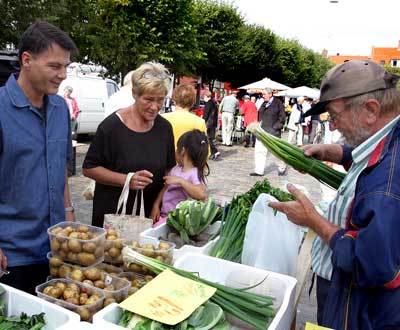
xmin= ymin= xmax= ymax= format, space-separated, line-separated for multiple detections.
xmin=269 ymin=60 xmax=400 ymax=329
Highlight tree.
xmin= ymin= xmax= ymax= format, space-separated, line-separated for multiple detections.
xmin=81 ymin=0 xmax=202 ymax=78
xmin=193 ymin=0 xmax=244 ymax=89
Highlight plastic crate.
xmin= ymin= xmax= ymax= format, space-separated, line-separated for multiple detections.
xmin=48 ymin=221 xmax=106 ymax=266
xmin=36 ymin=278 xmax=105 ymax=322
xmin=93 ymin=253 xmax=296 ymax=330
xmin=140 ymin=221 xmax=220 ymax=260
xmin=47 ymin=252 xmax=102 ymax=278
xmin=0 ymin=283 xmax=80 ymax=330
xmin=66 ymin=271 xmax=130 ymax=306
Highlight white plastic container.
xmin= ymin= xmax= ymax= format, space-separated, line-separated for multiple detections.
xmin=140 ymin=222 xmax=220 ymax=260
xmin=0 ymin=283 xmax=80 ymax=330
xmin=93 ymin=253 xmax=297 ymax=330
xmin=174 ymin=254 xmax=297 ymax=330
xmin=55 ymin=321 xmax=109 ymax=329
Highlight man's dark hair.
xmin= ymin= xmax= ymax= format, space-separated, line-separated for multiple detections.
xmin=18 ymin=21 xmax=78 ymax=63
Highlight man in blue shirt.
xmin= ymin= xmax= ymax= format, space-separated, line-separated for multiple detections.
xmin=0 ymin=21 xmax=77 ymax=294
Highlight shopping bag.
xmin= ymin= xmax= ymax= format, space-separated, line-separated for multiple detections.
xmin=104 ymin=172 xmax=153 ymax=239
xmin=82 ymin=179 xmax=95 ymax=200
xmin=241 ymin=193 xmax=303 ymax=277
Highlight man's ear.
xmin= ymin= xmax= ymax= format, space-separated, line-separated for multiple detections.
xmin=363 ymin=99 xmax=381 ymax=123
xmin=20 ymin=51 xmax=33 ymax=68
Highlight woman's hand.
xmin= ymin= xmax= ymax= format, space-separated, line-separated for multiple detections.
xmin=130 ymin=170 xmax=153 ymax=190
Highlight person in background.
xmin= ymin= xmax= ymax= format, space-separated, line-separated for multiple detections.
xmin=63 ymin=85 xmax=79 ymax=137
xmin=151 ymin=130 xmax=208 ymax=226
xmin=0 ymin=21 xmax=77 ymax=294
xmin=308 ymin=100 xmax=321 ymax=144
xmin=83 ymin=61 xmax=175 ymax=227
xmin=286 ymin=97 xmax=302 ymax=145
xmin=241 ymin=95 xmax=258 ymax=147
xmin=219 ymin=90 xmax=239 ymax=146
xmin=162 ymin=84 xmax=206 ymax=149
xmin=269 ymin=60 xmax=400 ymax=329
xmin=300 ymin=97 xmax=312 ymax=144
xmin=104 ymin=70 xmax=135 ymax=118
xmin=250 ymin=88 xmax=287 ymax=176
xmin=202 ymin=91 xmax=220 ymax=160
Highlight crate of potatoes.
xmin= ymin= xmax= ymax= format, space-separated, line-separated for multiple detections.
xmin=48 ymin=222 xmax=106 ymax=266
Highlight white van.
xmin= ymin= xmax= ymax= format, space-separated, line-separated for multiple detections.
xmin=58 ymin=63 xmax=119 ymax=137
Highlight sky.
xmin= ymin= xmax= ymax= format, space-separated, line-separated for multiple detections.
xmin=231 ymin=0 xmax=400 ymax=56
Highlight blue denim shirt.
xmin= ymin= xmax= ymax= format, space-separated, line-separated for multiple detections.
xmin=0 ymin=74 xmax=72 ymax=267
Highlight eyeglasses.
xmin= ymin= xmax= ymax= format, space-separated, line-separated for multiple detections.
xmin=142 ymin=72 xmax=169 ymax=80
xmin=327 ymin=107 xmax=349 ymax=124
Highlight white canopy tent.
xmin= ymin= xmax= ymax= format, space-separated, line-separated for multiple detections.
xmin=239 ymin=77 xmax=290 ymax=91
xmin=277 ymin=86 xmax=320 ymax=99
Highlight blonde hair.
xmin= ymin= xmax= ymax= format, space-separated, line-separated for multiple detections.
xmin=131 ymin=61 xmax=171 ymax=96
xmin=172 ymin=84 xmax=196 ymax=108
xmin=123 ymin=70 xmax=134 ymax=87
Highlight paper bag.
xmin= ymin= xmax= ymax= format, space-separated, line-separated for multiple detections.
xmin=104 ymin=172 xmax=153 ymax=239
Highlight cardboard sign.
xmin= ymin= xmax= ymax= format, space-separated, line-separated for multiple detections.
xmin=119 ymin=269 xmax=216 ymax=325
xmin=305 ymin=322 xmax=334 ymax=330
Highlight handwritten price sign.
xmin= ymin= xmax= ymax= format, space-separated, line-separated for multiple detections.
xmin=119 ymin=269 xmax=216 ymax=325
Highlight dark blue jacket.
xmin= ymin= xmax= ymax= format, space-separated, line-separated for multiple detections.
xmin=323 ymin=119 xmax=400 ymax=329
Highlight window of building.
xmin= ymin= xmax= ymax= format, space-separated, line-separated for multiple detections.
xmin=390 ymin=59 xmax=400 ymax=67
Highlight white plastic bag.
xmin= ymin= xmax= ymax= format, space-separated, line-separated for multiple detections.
xmin=241 ymin=193 xmax=303 ymax=277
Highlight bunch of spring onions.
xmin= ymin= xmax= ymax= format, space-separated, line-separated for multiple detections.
xmin=209 ymin=179 xmax=295 ymax=262
xmin=122 ymin=246 xmax=276 ymax=330
xmin=247 ymin=123 xmax=345 ymax=189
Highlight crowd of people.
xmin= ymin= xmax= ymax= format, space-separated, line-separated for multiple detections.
xmin=1 ymin=20 xmax=400 ymax=330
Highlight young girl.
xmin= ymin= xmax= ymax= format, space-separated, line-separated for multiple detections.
xmin=150 ymin=129 xmax=209 ymax=227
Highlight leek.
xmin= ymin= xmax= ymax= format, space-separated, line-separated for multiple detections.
xmin=122 ymin=247 xmax=275 ymax=330
xmin=247 ymin=123 xmax=345 ymax=189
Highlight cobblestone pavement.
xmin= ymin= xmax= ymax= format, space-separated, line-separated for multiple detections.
xmin=69 ymin=132 xmax=318 ymax=329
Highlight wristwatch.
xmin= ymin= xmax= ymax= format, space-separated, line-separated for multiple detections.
xmin=65 ymin=205 xmax=75 ymax=212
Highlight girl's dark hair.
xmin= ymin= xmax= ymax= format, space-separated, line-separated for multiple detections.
xmin=177 ymin=129 xmax=210 ymax=182
xmin=18 ymin=21 xmax=78 ymax=63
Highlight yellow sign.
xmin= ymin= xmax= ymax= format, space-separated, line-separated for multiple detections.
xmin=305 ymin=322 xmax=334 ymax=330
xmin=119 ymin=269 xmax=216 ymax=325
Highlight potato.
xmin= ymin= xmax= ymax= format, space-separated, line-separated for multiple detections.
xmin=77 ymin=225 xmax=89 ymax=233
xmin=60 ymin=241 xmax=69 ymax=253
xmin=55 ymin=282 xmax=67 ymax=292
xmin=94 ymin=247 xmax=103 ymax=258
xmin=49 ymin=256 xmax=63 ymax=267
xmin=79 ymin=293 xmax=89 ymax=305
xmin=128 ymin=287 xmax=138 ymax=295
xmin=43 ymin=286 xmax=54 ymax=295
xmin=67 ymin=252 xmax=78 ymax=263
xmin=77 ymin=307 xmax=91 ymax=321
xmin=66 ymin=282 xmax=80 ymax=292
xmin=108 ymin=247 xmax=120 ymax=258
xmin=50 ymin=267 xmax=59 ymax=277
xmin=84 ymin=296 xmax=98 ymax=305
xmin=82 ymin=242 xmax=96 ymax=254
xmin=50 ymin=238 xmax=60 ymax=251
xmin=70 ymin=269 xmax=85 ymax=282
xmin=131 ymin=241 xmax=140 ymax=248
xmin=63 ymin=288 xmax=79 ymax=300
xmin=69 ymin=232 xmax=81 ymax=239
xmin=83 ymin=268 xmax=101 ymax=281
xmin=58 ymin=250 xmax=67 ymax=259
xmin=104 ymin=284 xmax=115 ymax=291
xmin=77 ymin=252 xmax=95 ymax=266
xmin=128 ymin=263 xmax=142 ymax=273
xmin=107 ymin=229 xmax=118 ymax=237
xmin=58 ymin=265 xmax=72 ymax=278
xmin=49 ymin=287 xmax=63 ymax=298
xmin=80 ymin=233 xmax=90 ymax=240
xmin=51 ymin=227 xmax=63 ymax=235
xmin=144 ymin=275 xmax=154 ymax=282
xmin=63 ymin=226 xmax=74 ymax=235
xmin=107 ymin=235 xmax=117 ymax=241
xmin=83 ymin=279 xmax=94 ymax=286
xmin=65 ymin=297 xmax=79 ymax=305
xmin=116 ymin=255 xmax=123 ymax=264
xmin=94 ymin=280 xmax=105 ymax=289
xmin=104 ymin=297 xmax=116 ymax=306
xmin=68 ymin=239 xmax=82 ymax=253
xmin=159 ymin=242 xmax=170 ymax=250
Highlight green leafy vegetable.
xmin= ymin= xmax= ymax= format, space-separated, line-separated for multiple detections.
xmin=167 ymin=199 xmax=222 ymax=243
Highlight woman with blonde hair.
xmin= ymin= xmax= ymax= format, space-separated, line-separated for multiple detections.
xmin=83 ymin=61 xmax=176 ymax=227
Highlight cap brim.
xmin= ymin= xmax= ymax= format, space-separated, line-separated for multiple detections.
xmin=303 ymin=101 xmax=328 ymax=117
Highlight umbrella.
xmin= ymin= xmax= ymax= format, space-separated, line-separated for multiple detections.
xmin=276 ymin=86 xmax=320 ymax=99
xmin=239 ymin=77 xmax=290 ymax=91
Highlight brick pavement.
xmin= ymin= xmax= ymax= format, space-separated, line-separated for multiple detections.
xmin=69 ymin=133 xmax=318 ymax=329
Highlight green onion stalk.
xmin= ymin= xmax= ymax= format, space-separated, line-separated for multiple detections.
xmin=247 ymin=123 xmax=345 ymax=190
xmin=122 ymin=246 xmax=276 ymax=330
